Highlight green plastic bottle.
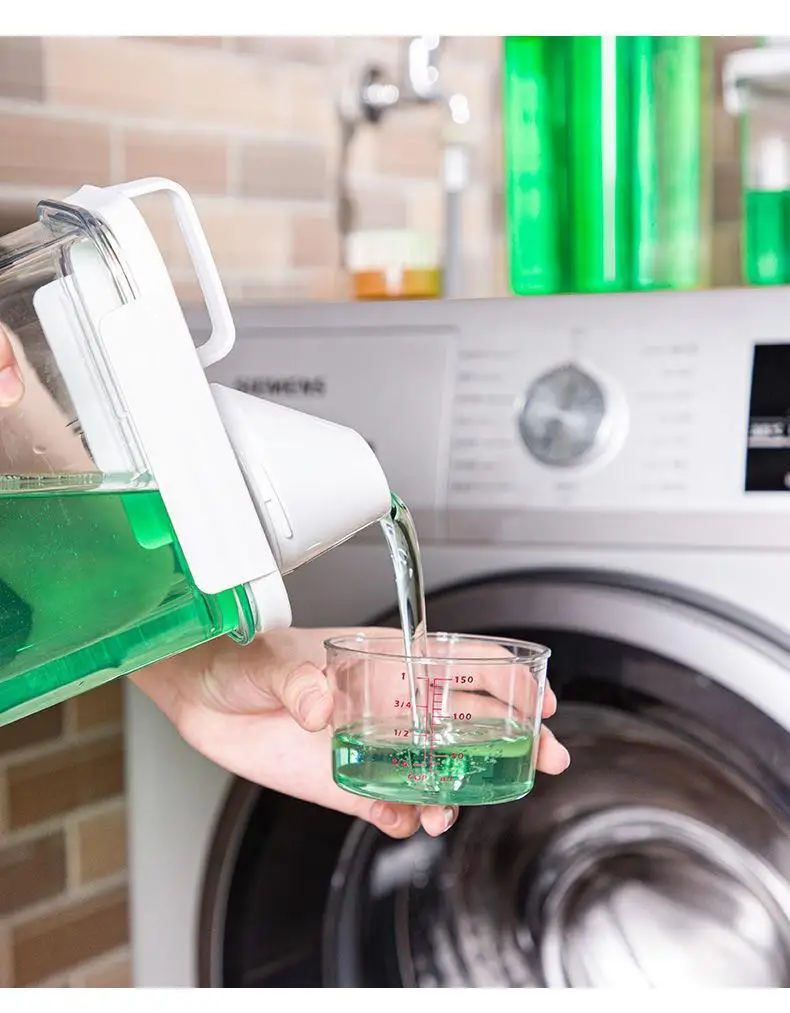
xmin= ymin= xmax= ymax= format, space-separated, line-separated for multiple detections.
xmin=727 ymin=42 xmax=790 ymax=286
xmin=744 ymin=189 xmax=788 ymax=284
xmin=653 ymin=35 xmax=703 ymax=290
xmin=630 ymin=35 xmax=661 ymax=290
xmin=566 ymin=35 xmax=633 ymax=294
xmin=502 ymin=35 xmax=705 ymax=295
xmin=502 ymin=36 xmax=564 ymax=294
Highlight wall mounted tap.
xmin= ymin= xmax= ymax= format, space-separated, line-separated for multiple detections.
xmin=355 ymin=36 xmax=470 ymax=127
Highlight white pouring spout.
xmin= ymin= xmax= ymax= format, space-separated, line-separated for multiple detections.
xmin=211 ymin=382 xmax=391 ymax=577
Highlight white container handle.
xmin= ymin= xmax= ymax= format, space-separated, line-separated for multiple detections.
xmin=97 ymin=176 xmax=235 ymax=368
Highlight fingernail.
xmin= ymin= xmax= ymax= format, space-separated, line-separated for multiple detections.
xmin=442 ymin=806 xmax=458 ymax=832
xmin=0 ymin=365 xmax=22 ymax=406
xmin=371 ymin=802 xmax=399 ymax=828
xmin=560 ymin=746 xmax=571 ymax=770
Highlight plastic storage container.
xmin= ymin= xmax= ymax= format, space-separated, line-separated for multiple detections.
xmin=503 ymin=36 xmax=709 ymax=296
xmin=724 ymin=43 xmax=790 ymax=286
xmin=0 ymin=178 xmax=391 ymax=726
xmin=345 ymin=229 xmax=442 ymax=300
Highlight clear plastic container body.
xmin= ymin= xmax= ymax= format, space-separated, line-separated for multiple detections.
xmin=326 ymin=632 xmax=550 ymax=807
xmin=0 ymin=200 xmax=253 ymax=726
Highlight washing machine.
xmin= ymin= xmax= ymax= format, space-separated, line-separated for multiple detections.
xmin=126 ymin=289 xmax=790 ymax=988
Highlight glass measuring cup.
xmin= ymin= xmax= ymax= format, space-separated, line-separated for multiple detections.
xmin=326 ymin=632 xmax=551 ymax=807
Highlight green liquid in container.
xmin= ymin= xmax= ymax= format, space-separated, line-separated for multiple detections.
xmin=332 ymin=718 xmax=536 ymax=806
xmin=546 ymin=36 xmax=573 ymax=293
xmin=502 ymin=35 xmax=705 ymax=295
xmin=0 ymin=483 xmax=252 ymax=725
xmin=566 ymin=36 xmax=633 ymax=294
xmin=744 ymin=189 xmax=788 ymax=285
xmin=503 ymin=36 xmax=563 ymax=294
xmin=630 ymin=36 xmax=661 ymax=289
xmin=654 ymin=36 xmax=702 ymax=290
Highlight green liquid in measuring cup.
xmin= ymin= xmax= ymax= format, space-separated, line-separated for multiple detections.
xmin=332 ymin=719 xmax=535 ymax=806
xmin=0 ymin=482 xmax=250 ymax=725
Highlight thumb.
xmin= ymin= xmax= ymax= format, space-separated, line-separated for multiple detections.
xmin=190 ymin=636 xmax=335 ymax=732
xmin=271 ymin=661 xmax=334 ymax=732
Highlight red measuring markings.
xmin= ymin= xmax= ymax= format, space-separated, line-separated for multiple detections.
xmin=394 ymin=676 xmax=452 ymax=771
xmin=407 ymin=675 xmax=451 ymax=771
xmin=429 ymin=676 xmax=451 ymax=771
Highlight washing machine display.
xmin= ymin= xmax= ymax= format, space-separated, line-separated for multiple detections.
xmin=517 ymin=364 xmax=608 ymax=468
xmin=746 ymin=343 xmax=790 ymax=491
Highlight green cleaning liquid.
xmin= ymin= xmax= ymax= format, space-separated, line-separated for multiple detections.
xmin=744 ymin=189 xmax=789 ymax=285
xmin=0 ymin=481 xmax=253 ymax=725
xmin=502 ymin=36 xmax=565 ymax=295
xmin=566 ymin=35 xmax=633 ymax=294
xmin=502 ymin=35 xmax=705 ymax=295
xmin=332 ymin=718 xmax=535 ymax=806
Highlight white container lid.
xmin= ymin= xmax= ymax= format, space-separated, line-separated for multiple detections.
xmin=345 ymin=229 xmax=440 ymax=273
xmin=723 ymin=45 xmax=790 ymax=115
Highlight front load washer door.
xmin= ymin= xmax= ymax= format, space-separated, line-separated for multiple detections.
xmin=202 ymin=569 xmax=790 ymax=988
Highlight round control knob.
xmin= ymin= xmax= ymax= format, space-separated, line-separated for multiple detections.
xmin=518 ymin=364 xmax=608 ymax=468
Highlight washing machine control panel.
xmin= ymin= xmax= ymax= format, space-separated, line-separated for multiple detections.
xmin=202 ymin=288 xmax=790 ymax=520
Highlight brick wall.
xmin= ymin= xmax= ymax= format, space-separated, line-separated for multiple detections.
xmin=0 ymin=686 xmax=127 ymax=986
xmin=0 ymin=35 xmax=756 ymax=987
xmin=0 ymin=36 xmax=504 ymax=303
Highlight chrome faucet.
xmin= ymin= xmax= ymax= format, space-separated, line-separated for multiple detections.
xmin=357 ymin=36 xmax=470 ymax=126
xmin=359 ymin=35 xmax=443 ymax=118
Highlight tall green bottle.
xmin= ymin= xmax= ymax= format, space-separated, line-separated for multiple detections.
xmin=565 ymin=36 xmax=633 ymax=293
xmin=502 ymin=35 xmax=706 ymax=296
xmin=502 ymin=36 xmax=564 ymax=294
xmin=653 ymin=36 xmax=703 ymax=290
xmin=630 ymin=36 xmax=660 ymax=288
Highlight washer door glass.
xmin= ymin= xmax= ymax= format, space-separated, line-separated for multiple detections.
xmin=209 ymin=572 xmax=790 ymax=988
